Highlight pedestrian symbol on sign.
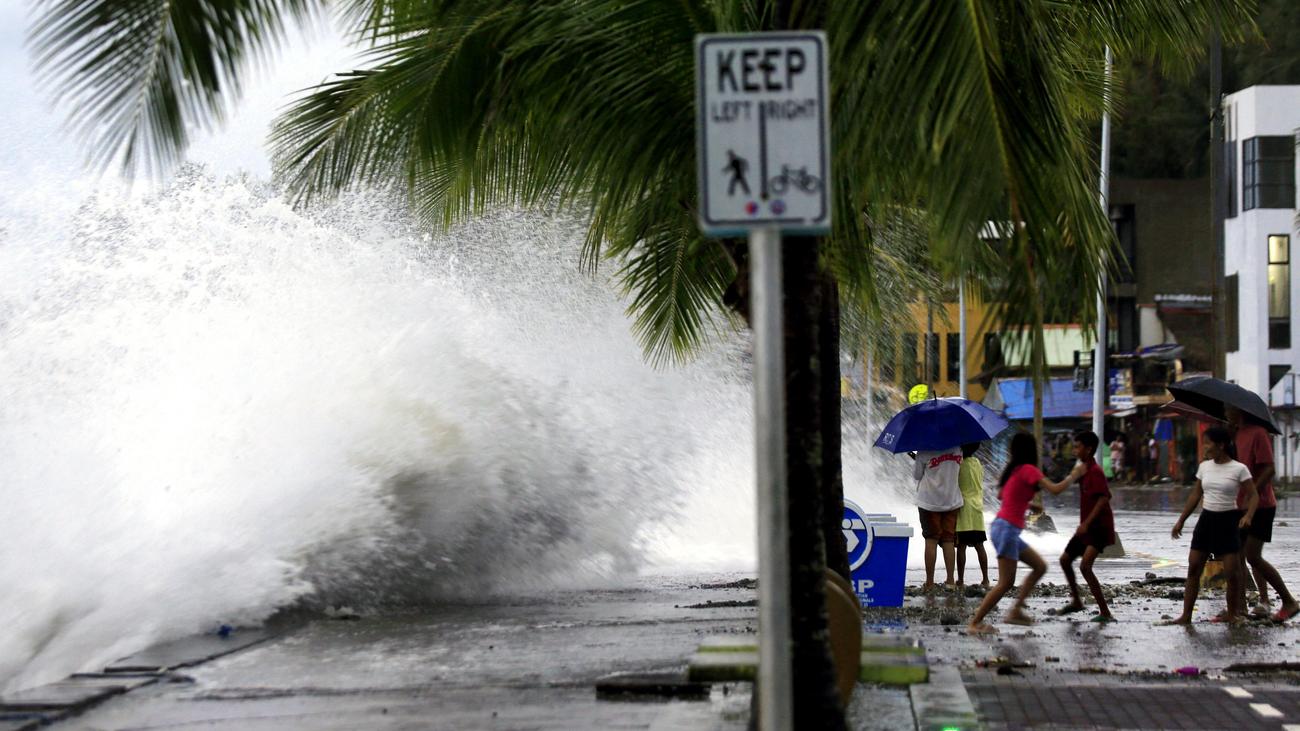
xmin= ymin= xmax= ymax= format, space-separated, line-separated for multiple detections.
xmin=724 ymin=150 xmax=750 ymax=196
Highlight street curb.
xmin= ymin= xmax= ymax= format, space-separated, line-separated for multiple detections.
xmin=688 ymin=634 xmax=929 ymax=685
xmin=910 ymin=662 xmax=984 ymax=731
xmin=0 ymin=628 xmax=275 ymax=727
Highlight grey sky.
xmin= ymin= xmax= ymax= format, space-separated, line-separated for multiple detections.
xmin=0 ymin=1 xmax=354 ymax=183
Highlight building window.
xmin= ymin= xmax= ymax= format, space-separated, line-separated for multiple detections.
xmin=946 ymin=333 xmax=961 ymax=384
xmin=1226 ymin=274 xmax=1239 ymax=353
xmin=879 ymin=336 xmax=896 ymax=384
xmin=1269 ymin=235 xmax=1291 ymax=349
xmin=925 ymin=333 xmax=940 ymax=382
xmin=1270 ymin=365 xmax=1290 ymax=389
xmin=901 ymin=332 xmax=918 ymax=384
xmin=1243 ymin=136 xmax=1296 ymax=211
xmin=982 ymin=332 xmax=1003 ymax=373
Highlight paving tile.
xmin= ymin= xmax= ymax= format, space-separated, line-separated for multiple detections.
xmin=0 ymin=715 xmax=47 ymax=731
xmin=104 ymin=629 xmax=272 ymax=672
xmin=0 ymin=679 xmax=127 ymax=712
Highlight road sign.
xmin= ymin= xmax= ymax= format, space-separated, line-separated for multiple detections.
xmin=695 ymin=32 xmax=831 ymax=236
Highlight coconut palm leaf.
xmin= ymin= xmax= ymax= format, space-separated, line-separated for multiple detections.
xmin=29 ymin=0 xmax=318 ymax=177
xmin=31 ymin=0 xmax=1258 ymax=364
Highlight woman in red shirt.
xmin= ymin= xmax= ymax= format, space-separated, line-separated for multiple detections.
xmin=967 ymin=432 xmax=1087 ymax=635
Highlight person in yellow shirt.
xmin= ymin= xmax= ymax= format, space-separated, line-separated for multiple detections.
xmin=956 ymin=442 xmax=990 ymax=588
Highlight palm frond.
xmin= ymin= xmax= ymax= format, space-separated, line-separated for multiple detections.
xmin=30 ymin=0 xmax=317 ymax=177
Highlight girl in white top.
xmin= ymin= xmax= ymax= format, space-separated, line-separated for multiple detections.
xmin=1160 ymin=426 xmax=1257 ymax=626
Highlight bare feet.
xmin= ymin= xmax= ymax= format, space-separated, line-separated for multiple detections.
xmin=1049 ymin=600 xmax=1085 ymax=616
xmin=981 ymin=580 xmax=991 ymax=589
xmin=966 ymin=622 xmax=998 ymax=635
xmin=921 ymin=582 xmax=936 ymax=594
xmin=1273 ymin=602 xmax=1300 ymax=622
xmin=1004 ymin=610 xmax=1035 ymax=626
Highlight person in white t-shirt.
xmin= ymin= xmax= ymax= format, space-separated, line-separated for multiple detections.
xmin=1159 ymin=426 xmax=1258 ymax=626
xmin=912 ymin=446 xmax=965 ymax=592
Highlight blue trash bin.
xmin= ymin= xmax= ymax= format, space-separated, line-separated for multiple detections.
xmin=843 ymin=499 xmax=913 ymax=608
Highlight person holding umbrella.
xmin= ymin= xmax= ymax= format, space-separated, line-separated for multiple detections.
xmin=1227 ymin=406 xmax=1300 ymax=621
xmin=913 ymin=443 xmax=964 ymax=592
xmin=1167 ymin=376 xmax=1300 ymax=622
xmin=1158 ymin=426 xmax=1256 ymax=626
xmin=873 ymin=398 xmax=1011 ymax=593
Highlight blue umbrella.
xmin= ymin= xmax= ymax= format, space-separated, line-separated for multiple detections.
xmin=873 ymin=397 xmax=1010 ymax=453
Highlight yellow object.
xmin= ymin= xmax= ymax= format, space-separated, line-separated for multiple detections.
xmin=956 ymin=456 xmax=985 ymax=533
xmin=1201 ymin=559 xmax=1226 ymax=590
xmin=909 ymin=383 xmax=930 ymax=403
xmin=825 ymin=577 xmax=863 ymax=705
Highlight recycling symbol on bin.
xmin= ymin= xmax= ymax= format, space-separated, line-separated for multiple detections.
xmin=843 ymin=504 xmax=875 ymax=572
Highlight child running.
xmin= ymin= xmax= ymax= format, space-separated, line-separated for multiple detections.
xmin=1159 ymin=426 xmax=1257 ymax=626
xmin=968 ymin=432 xmax=1086 ymax=634
xmin=1054 ymin=431 xmax=1115 ymax=622
xmin=955 ymin=442 xmax=990 ymax=588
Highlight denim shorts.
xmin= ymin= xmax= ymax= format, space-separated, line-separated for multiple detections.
xmin=989 ymin=517 xmax=1029 ymax=561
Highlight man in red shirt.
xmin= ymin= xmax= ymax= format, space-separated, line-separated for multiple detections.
xmin=1055 ymin=431 xmax=1115 ymax=622
xmin=1228 ymin=406 xmax=1300 ymax=621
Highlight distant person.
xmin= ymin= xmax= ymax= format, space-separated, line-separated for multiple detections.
xmin=967 ymin=433 xmax=1086 ymax=634
xmin=1109 ymin=435 xmax=1125 ymax=482
xmin=1159 ymin=426 xmax=1256 ymax=626
xmin=1226 ymin=406 xmax=1300 ymax=621
xmin=912 ymin=445 xmax=965 ymax=592
xmin=1054 ymin=431 xmax=1115 ymax=623
xmin=955 ymin=442 xmax=990 ymax=589
xmin=1146 ymin=434 xmax=1159 ymax=481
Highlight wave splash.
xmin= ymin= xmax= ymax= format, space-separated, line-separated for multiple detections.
xmin=0 ymin=168 xmax=756 ymax=691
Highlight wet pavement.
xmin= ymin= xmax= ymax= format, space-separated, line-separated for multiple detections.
xmin=35 ymin=493 xmax=1300 ymax=729
xmin=55 ymin=579 xmax=759 ymax=730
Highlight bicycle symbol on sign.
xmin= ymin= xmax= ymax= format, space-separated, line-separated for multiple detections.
xmin=767 ymin=165 xmax=822 ymax=195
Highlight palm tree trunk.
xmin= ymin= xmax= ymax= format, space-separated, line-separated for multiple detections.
xmin=821 ymin=273 xmax=850 ymax=581
xmin=783 ymin=237 xmax=846 ymax=730
xmin=767 ymin=3 xmax=844 ymax=727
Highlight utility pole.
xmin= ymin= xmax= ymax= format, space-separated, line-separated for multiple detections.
xmin=959 ymin=281 xmax=968 ymax=400
xmin=1210 ymin=31 xmax=1227 ymax=379
xmin=1092 ymin=47 xmax=1112 ymax=439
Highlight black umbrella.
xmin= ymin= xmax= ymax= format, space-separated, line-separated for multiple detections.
xmin=1166 ymin=376 xmax=1281 ymax=435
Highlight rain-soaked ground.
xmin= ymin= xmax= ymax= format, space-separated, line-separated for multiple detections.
xmin=49 ymin=486 xmax=1300 ymax=730
xmin=896 ymin=486 xmax=1300 ymax=675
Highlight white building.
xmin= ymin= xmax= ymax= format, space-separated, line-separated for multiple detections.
xmin=1223 ymin=85 xmax=1300 ymax=405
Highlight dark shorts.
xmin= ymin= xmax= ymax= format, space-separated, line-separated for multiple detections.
xmin=1191 ymin=509 xmax=1242 ymax=558
xmin=1240 ymin=506 xmax=1276 ymax=543
xmin=1063 ymin=525 xmax=1115 ymax=559
xmin=957 ymin=530 xmax=987 ymax=547
xmin=918 ymin=507 xmax=959 ymax=543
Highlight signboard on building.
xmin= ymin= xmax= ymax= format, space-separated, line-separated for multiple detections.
xmin=1109 ymin=367 xmax=1135 ymax=411
xmin=695 ymin=32 xmax=830 ymax=235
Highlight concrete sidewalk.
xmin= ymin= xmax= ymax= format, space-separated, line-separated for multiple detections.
xmin=14 ymin=570 xmax=1300 ymax=730
xmin=963 ymin=666 xmax=1300 ymax=730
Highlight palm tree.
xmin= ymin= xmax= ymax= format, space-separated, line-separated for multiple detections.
xmin=30 ymin=0 xmax=1256 ymax=726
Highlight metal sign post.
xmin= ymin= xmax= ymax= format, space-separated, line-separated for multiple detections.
xmin=696 ymin=32 xmax=830 ymax=731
